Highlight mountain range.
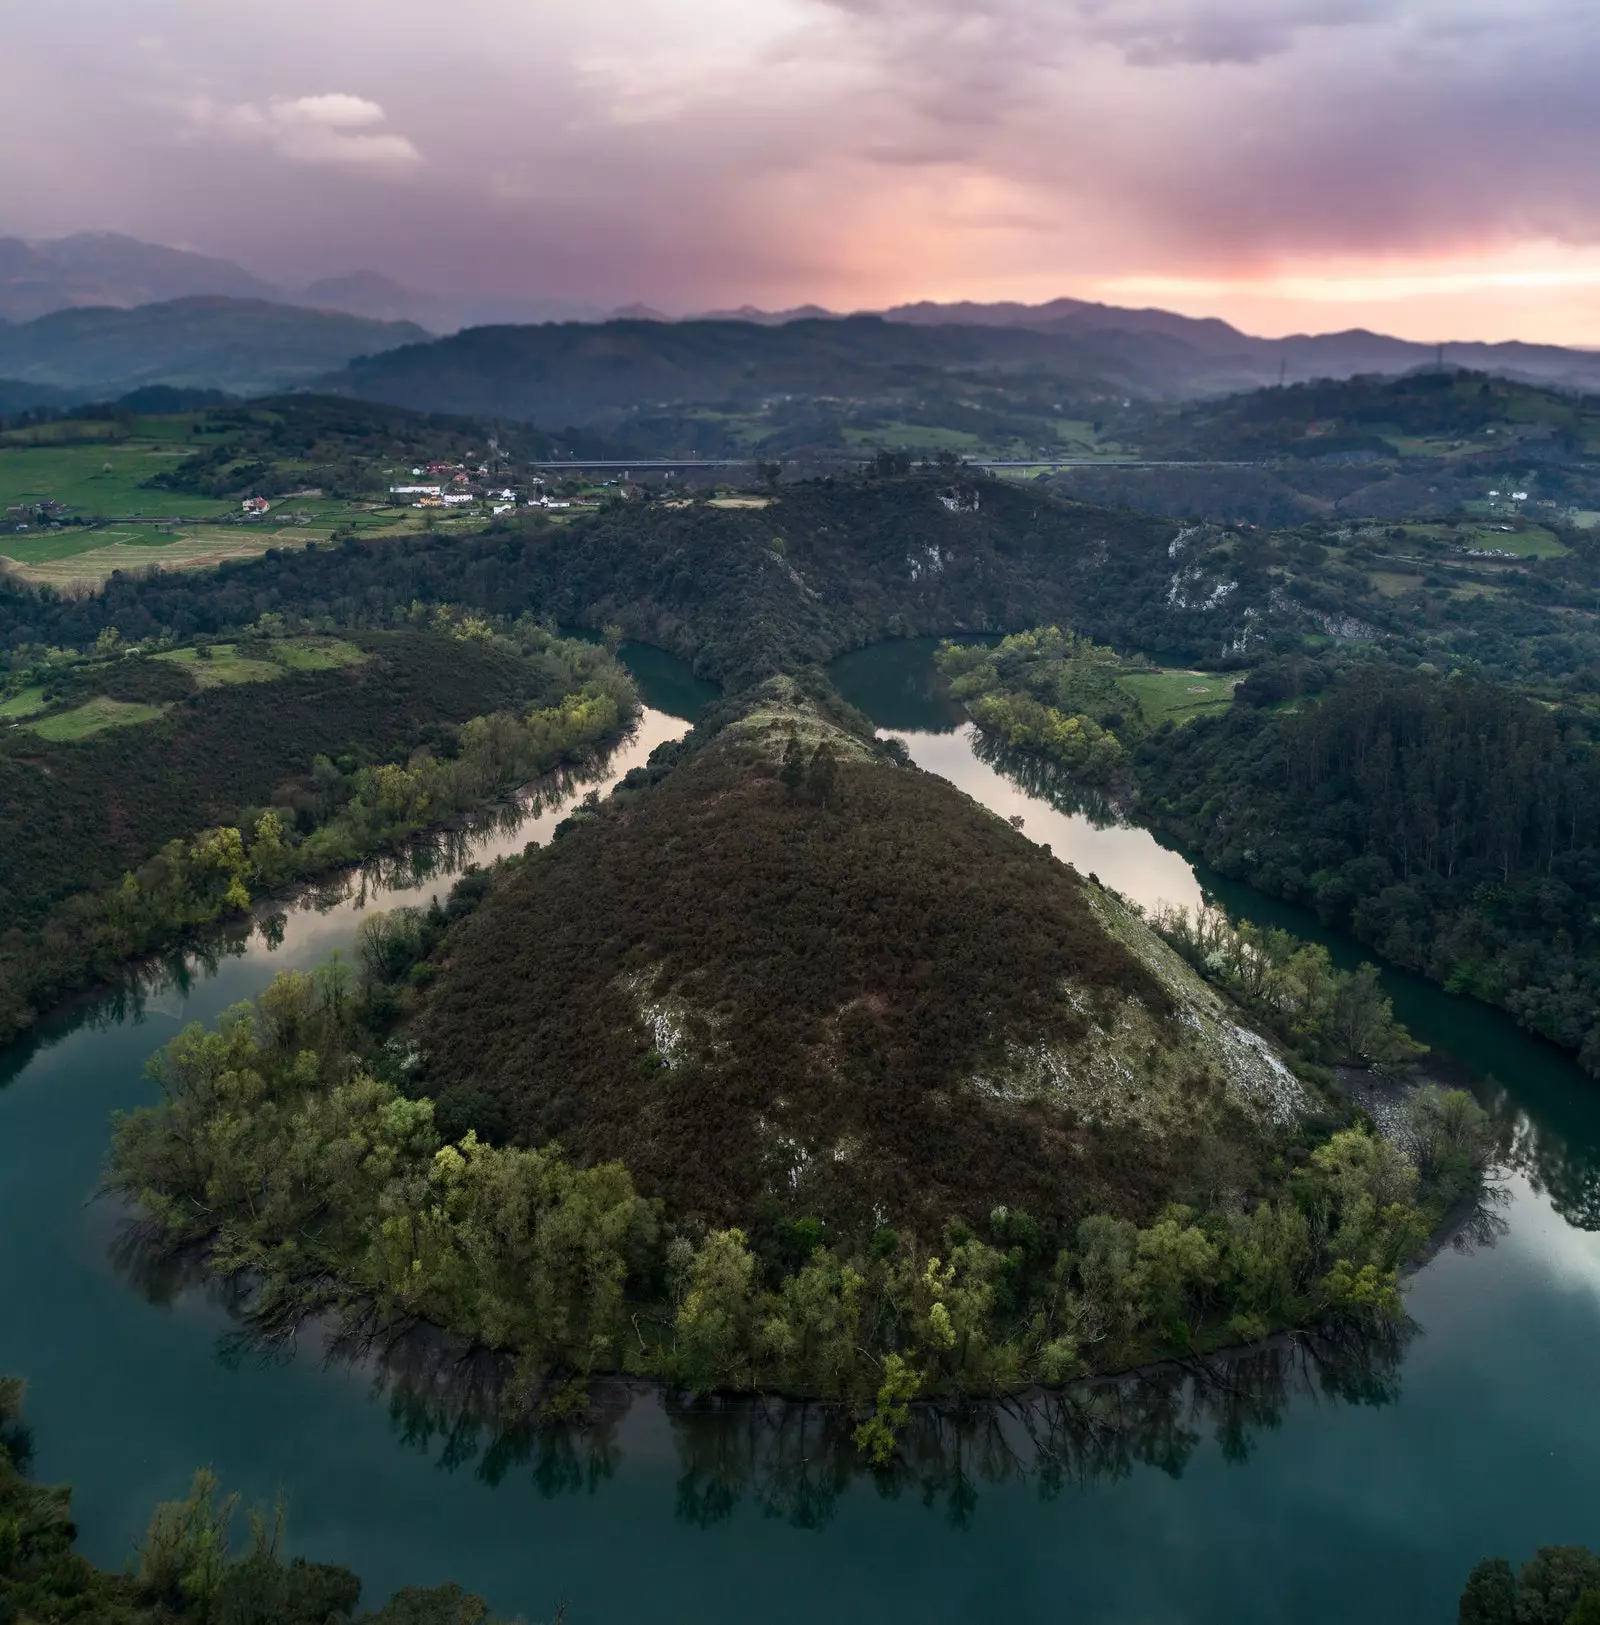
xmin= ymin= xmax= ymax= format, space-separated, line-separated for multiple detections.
xmin=0 ymin=233 xmax=591 ymax=330
xmin=8 ymin=232 xmax=1600 ymax=418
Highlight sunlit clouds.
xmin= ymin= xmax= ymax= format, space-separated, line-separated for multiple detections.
xmin=5 ymin=0 xmax=1600 ymax=338
xmin=180 ymin=94 xmax=422 ymax=167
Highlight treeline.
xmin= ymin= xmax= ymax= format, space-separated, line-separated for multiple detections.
xmin=0 ymin=1377 xmax=515 ymax=1624
xmin=109 ymin=936 xmax=1490 ymax=1437
xmin=0 ymin=624 xmax=635 ymax=1042
xmin=1459 ymin=1544 xmax=1600 ymax=1625
xmin=1133 ymin=369 xmax=1590 ymax=461
xmin=1137 ymin=660 xmax=1600 ymax=1070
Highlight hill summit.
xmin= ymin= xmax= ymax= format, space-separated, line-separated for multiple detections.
xmin=411 ymin=678 xmax=1314 ymax=1237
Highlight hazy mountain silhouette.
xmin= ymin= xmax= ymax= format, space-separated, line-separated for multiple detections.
xmin=0 ymin=297 xmax=430 ymax=396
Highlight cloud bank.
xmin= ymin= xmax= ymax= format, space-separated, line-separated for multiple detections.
xmin=5 ymin=0 xmax=1600 ymax=339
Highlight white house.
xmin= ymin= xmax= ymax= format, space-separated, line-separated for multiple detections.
xmin=391 ymin=484 xmax=442 ymax=497
xmin=441 ymin=493 xmax=476 ymax=506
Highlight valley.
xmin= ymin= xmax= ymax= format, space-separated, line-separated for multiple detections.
xmin=2 ymin=336 xmax=1599 ymax=1625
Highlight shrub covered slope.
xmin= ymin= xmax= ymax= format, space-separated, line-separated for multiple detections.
xmin=411 ymin=676 xmax=1292 ymax=1236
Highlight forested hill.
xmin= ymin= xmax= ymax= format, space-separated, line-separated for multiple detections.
xmin=0 ymin=297 xmax=429 ymax=396
xmin=0 ymin=477 xmax=1272 ymax=685
xmin=317 ymin=315 xmax=1188 ymax=423
xmin=1128 ymin=368 xmax=1599 ymax=463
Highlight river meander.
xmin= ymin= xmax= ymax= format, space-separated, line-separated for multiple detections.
xmin=3 ymin=639 xmax=1598 ymax=1623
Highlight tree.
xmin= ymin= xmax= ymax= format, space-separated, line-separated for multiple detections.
xmin=779 ymin=732 xmax=805 ymax=794
xmin=1331 ymin=963 xmax=1424 ymax=1069
xmin=1458 ymin=1557 xmax=1516 ymax=1625
xmin=1515 ymin=1547 xmax=1600 ymax=1625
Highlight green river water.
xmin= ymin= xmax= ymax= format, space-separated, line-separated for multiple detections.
xmin=2 ymin=638 xmax=1597 ymax=1623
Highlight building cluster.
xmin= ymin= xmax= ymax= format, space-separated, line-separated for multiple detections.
xmin=386 ymin=458 xmax=605 ymax=515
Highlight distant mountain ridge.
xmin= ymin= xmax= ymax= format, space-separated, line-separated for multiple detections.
xmin=698 ymin=295 xmax=1600 ymax=394
xmin=0 ymin=297 xmax=430 ymax=397
xmin=0 ymin=233 xmax=604 ymax=330
xmin=7 ymin=232 xmax=1600 ymax=397
xmin=0 ymin=233 xmax=279 ymax=322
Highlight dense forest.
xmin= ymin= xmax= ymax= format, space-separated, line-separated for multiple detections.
xmin=1128 ymin=369 xmax=1596 ymax=462
xmin=108 ymin=679 xmax=1492 ymax=1424
xmin=0 ymin=623 xmax=635 ymax=1041
xmin=0 ymin=1377 xmax=514 ymax=1623
xmin=1137 ymin=661 xmax=1600 ymax=1069
xmin=0 ymin=476 xmax=1218 ymax=685
xmin=318 ymin=315 xmax=1153 ymax=428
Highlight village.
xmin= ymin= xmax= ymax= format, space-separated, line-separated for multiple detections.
xmin=385 ymin=459 xmax=605 ymax=515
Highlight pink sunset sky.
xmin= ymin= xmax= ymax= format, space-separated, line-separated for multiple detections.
xmin=9 ymin=0 xmax=1600 ymax=342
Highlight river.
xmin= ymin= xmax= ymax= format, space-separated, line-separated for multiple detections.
xmin=2 ymin=638 xmax=1597 ymax=1623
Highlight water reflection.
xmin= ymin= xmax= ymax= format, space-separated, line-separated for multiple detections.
xmin=969 ymin=730 xmax=1130 ymax=829
xmin=334 ymin=1326 xmax=1419 ymax=1531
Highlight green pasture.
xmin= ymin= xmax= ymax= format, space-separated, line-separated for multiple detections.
xmin=0 ymin=420 xmax=130 ymax=447
xmin=1460 ymin=525 xmax=1567 ymax=559
xmin=0 ymin=441 xmax=231 ymax=518
xmin=154 ymin=645 xmax=285 ymax=689
xmin=1120 ymin=668 xmax=1240 ymax=726
xmin=0 ymin=687 xmax=47 ymax=719
xmin=156 ymin=636 xmax=365 ymax=688
xmin=24 ymin=698 xmax=171 ymax=741
xmin=1 ymin=524 xmax=335 ymax=588
xmin=271 ymin=636 xmax=366 ymax=671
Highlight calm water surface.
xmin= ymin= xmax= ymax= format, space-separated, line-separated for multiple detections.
xmin=2 ymin=641 xmax=1598 ymax=1624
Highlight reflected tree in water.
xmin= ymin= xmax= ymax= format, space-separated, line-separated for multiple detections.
xmin=970 ymin=730 xmax=1131 ymax=830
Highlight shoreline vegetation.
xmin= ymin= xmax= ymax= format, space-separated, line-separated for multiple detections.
xmin=105 ymin=681 xmax=1497 ymax=1459
xmin=0 ymin=1377 xmax=521 ymax=1625
xmin=0 ymin=618 xmax=638 ymax=1045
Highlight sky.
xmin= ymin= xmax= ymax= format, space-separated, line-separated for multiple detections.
xmin=8 ymin=0 xmax=1600 ymax=342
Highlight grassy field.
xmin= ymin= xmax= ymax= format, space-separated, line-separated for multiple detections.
xmin=1459 ymin=525 xmax=1567 ymax=558
xmin=0 ymin=687 xmax=47 ymax=719
xmin=154 ymin=637 xmax=365 ymax=688
xmin=1120 ymin=668 xmax=1240 ymax=726
xmin=1370 ymin=570 xmax=1427 ymax=597
xmin=272 ymin=636 xmax=367 ymax=671
xmin=23 ymin=698 xmax=171 ymax=741
xmin=154 ymin=644 xmax=288 ymax=688
xmin=0 ymin=441 xmax=233 ymax=518
xmin=0 ymin=519 xmax=375 ymax=588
